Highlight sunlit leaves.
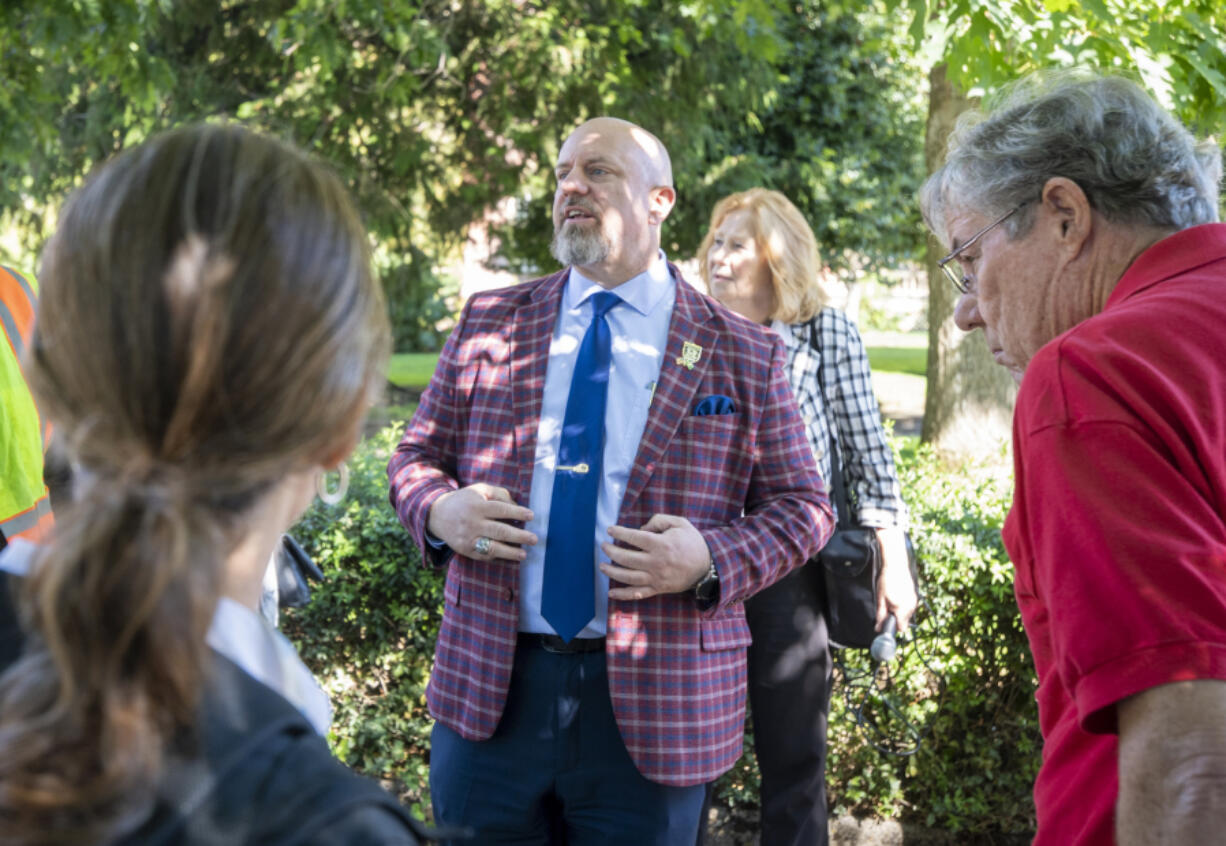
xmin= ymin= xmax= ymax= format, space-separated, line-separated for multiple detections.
xmin=893 ymin=0 xmax=1226 ymax=133
xmin=3 ymin=0 xmax=929 ymax=347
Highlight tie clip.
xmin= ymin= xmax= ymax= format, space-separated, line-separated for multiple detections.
xmin=557 ymin=463 xmax=590 ymax=474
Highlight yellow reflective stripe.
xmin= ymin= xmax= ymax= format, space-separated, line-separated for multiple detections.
xmin=0 ymin=495 xmax=53 ymax=538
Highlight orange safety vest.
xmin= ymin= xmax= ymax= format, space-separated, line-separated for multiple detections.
xmin=1 ymin=264 xmax=54 ymax=543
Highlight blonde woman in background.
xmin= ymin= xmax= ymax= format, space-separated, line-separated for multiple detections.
xmin=697 ymin=188 xmax=917 ymax=846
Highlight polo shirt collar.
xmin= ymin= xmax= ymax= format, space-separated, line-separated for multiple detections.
xmin=1107 ymin=222 xmax=1226 ymax=309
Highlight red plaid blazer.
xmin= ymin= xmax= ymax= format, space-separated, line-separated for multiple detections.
xmin=388 ymin=265 xmax=832 ymax=786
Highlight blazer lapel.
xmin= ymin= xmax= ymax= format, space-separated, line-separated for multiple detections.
xmin=510 ymin=269 xmax=568 ymax=504
xmin=620 ymin=269 xmax=718 ymax=514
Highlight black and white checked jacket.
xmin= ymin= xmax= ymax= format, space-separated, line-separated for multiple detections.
xmin=771 ymin=306 xmax=908 ymax=529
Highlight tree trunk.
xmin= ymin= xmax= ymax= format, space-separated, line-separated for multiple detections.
xmin=920 ymin=64 xmax=1016 ymax=460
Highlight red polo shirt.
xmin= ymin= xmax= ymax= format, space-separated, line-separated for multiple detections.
xmin=1004 ymin=223 xmax=1226 ymax=845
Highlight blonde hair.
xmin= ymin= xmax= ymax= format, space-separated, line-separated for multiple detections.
xmin=697 ymin=188 xmax=829 ymax=323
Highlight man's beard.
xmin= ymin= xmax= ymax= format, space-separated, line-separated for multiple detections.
xmin=551 ymin=221 xmax=610 ymax=267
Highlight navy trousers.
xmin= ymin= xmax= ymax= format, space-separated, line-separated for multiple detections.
xmin=430 ymin=641 xmax=706 ymax=845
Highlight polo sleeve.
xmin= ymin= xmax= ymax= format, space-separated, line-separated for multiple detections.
xmin=1014 ymin=417 xmax=1226 ymax=735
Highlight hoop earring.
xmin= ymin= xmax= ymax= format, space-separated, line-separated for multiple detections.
xmin=317 ymin=463 xmax=349 ymax=506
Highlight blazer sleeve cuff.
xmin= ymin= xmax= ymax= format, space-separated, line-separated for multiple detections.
xmin=398 ymin=483 xmax=458 ymax=569
xmin=698 ymin=532 xmax=742 ymax=612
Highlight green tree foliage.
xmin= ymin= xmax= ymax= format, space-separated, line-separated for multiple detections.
xmin=685 ymin=1 xmax=928 ymax=275
xmin=0 ymin=0 xmax=783 ymax=348
xmin=2 ymin=0 xmax=928 ymax=348
xmin=907 ymin=0 xmax=1226 ymax=135
xmin=496 ymin=0 xmax=929 ymax=279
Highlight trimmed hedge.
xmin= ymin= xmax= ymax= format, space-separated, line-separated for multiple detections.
xmin=287 ymin=426 xmax=1039 ymax=836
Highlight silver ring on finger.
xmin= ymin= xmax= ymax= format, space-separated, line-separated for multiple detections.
xmin=474 ymin=536 xmax=493 ymax=556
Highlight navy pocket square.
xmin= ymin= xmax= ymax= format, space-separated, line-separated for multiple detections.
xmin=693 ymin=395 xmax=736 ymax=416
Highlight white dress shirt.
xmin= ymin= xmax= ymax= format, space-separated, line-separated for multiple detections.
xmin=0 ymin=538 xmax=333 ymax=735
xmin=519 ymin=252 xmax=676 ymax=637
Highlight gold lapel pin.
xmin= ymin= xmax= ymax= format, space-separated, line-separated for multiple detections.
xmin=675 ymin=341 xmax=702 ymax=370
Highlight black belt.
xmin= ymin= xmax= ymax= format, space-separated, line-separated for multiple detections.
xmin=517 ymin=632 xmax=606 ymax=654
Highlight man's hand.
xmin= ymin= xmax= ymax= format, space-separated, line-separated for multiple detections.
xmin=427 ymin=483 xmax=537 ymax=561
xmin=1118 ymin=679 xmax=1226 ymax=845
xmin=875 ymin=527 xmax=918 ymax=635
xmin=600 ymin=514 xmax=712 ymax=600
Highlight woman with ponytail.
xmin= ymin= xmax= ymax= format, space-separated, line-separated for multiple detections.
xmin=0 ymin=124 xmax=429 ymax=845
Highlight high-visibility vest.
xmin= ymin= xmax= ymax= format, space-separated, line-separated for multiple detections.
xmin=1 ymin=264 xmax=54 ymax=543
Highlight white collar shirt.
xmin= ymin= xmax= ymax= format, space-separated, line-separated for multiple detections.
xmin=519 ymin=251 xmax=676 ymax=636
xmin=0 ymin=538 xmax=333 ymax=735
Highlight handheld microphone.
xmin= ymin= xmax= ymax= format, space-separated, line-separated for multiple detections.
xmin=870 ymin=615 xmax=898 ymax=662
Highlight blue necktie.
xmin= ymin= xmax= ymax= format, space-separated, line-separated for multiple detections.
xmin=542 ymin=290 xmax=621 ymax=642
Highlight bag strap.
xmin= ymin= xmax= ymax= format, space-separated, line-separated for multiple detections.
xmin=809 ymin=315 xmax=853 ymax=529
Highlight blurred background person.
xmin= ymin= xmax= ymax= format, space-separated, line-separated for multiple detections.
xmin=923 ymin=71 xmax=1226 ymax=845
xmin=696 ymin=187 xmax=917 ymax=846
xmin=0 ymin=124 xmax=430 ymax=844
xmin=1 ymin=264 xmax=54 ymax=548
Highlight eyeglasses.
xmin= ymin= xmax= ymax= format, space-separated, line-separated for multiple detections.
xmin=937 ymin=206 xmax=1020 ymax=295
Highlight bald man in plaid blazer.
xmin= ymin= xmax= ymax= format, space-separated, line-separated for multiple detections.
xmin=389 ymin=118 xmax=832 ymax=844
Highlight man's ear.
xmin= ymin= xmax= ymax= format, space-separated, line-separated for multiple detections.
xmin=648 ymin=185 xmax=676 ymax=226
xmin=1040 ymin=176 xmax=1092 ymax=254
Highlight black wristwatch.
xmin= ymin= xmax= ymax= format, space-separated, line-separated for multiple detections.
xmin=693 ymin=560 xmax=720 ymax=605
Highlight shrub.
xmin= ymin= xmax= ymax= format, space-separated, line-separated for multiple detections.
xmin=712 ymin=440 xmax=1039 ymax=838
xmin=827 ymin=441 xmax=1038 ymax=835
xmin=283 ymin=422 xmax=443 ymax=820
xmin=289 ymin=428 xmax=1040 ymax=835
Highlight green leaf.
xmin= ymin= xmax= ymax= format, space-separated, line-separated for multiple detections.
xmin=1080 ymin=0 xmax=1111 ymax=22
xmin=1183 ymin=49 xmax=1226 ymax=102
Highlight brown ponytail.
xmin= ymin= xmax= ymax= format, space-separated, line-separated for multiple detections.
xmin=0 ymin=124 xmax=389 ymax=844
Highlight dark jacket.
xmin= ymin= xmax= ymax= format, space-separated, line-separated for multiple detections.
xmin=0 ymin=572 xmax=429 ymax=845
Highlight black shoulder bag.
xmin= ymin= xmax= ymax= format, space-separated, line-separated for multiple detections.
xmin=809 ymin=317 xmax=887 ymax=650
xmin=274 ymin=534 xmax=324 ymax=609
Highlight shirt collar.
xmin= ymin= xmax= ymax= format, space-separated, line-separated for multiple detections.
xmin=206 ymin=597 xmax=333 ymax=735
xmin=769 ymin=318 xmax=796 ymax=343
xmin=566 ymin=250 xmax=673 ymax=317
xmin=0 ymin=539 xmax=35 ymax=575
xmin=1107 ymin=223 xmax=1226 ymax=309
xmin=0 ymin=540 xmax=332 ymax=736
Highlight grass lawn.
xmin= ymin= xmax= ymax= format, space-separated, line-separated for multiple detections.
xmin=383 ymin=332 xmax=927 ymax=437
xmin=866 ymin=346 xmax=927 ymax=377
xmin=388 ymin=353 xmax=439 ymax=389
xmin=389 ymin=331 xmax=929 ymax=390
xmin=860 ymin=330 xmax=928 ymax=377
